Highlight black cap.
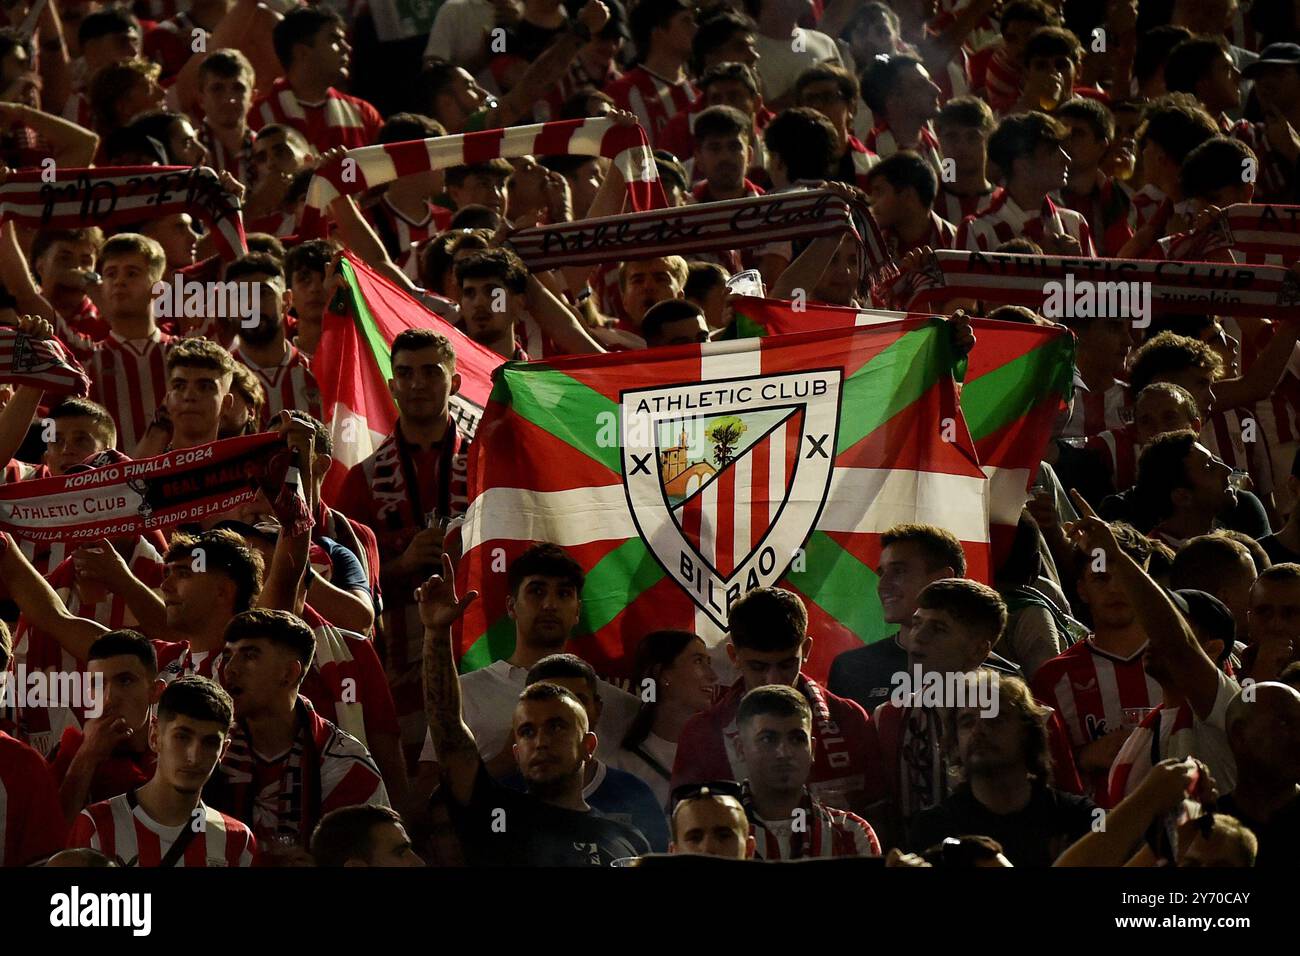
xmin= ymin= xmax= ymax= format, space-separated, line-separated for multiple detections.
xmin=1243 ymin=43 xmax=1300 ymax=79
xmin=1171 ymin=588 xmax=1236 ymax=651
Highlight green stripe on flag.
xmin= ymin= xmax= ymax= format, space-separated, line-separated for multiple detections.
xmin=576 ymin=537 xmax=666 ymax=634
xmin=501 ymin=366 xmax=623 ymax=474
xmin=837 ymin=321 xmax=950 ymax=454
xmin=784 ymin=531 xmax=884 ymax=645
xmin=459 ymin=613 xmax=519 ymax=674
xmin=726 ymin=311 xmax=771 ymax=340
xmin=962 ymin=338 xmax=1074 ymax=442
xmin=339 ymin=259 xmax=395 ymax=381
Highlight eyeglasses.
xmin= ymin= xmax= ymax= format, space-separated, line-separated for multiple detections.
xmin=670 ymin=780 xmax=743 ymax=807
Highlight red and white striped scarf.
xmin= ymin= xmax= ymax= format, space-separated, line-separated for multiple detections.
xmin=880 ymin=248 xmax=1300 ymax=318
xmin=299 ymin=117 xmax=665 ymax=239
xmin=1165 ymin=203 xmax=1300 ymax=266
xmin=0 ymin=327 xmax=89 ymax=397
xmin=742 ymin=783 xmax=881 ymax=860
xmin=0 ymin=165 xmax=247 ymax=261
xmin=509 ymin=188 xmax=892 ymax=278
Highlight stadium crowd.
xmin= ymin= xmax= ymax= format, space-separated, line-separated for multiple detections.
xmin=0 ymin=0 xmax=1298 ymax=869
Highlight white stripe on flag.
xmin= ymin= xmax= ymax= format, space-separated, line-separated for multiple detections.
xmin=768 ymin=422 xmax=785 ymax=529
xmin=733 ymin=450 xmax=751 ymax=570
xmin=817 ymin=467 xmax=990 ymax=542
xmin=982 ymin=465 xmax=1033 ymax=526
xmin=460 ymin=484 xmax=636 ymax=550
xmin=326 ymin=403 xmax=387 ymax=470
xmin=699 ymin=338 xmax=763 ymax=381
xmin=700 ymin=473 xmax=719 ymax=568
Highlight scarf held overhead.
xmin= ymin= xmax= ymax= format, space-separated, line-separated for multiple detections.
xmin=299 ymin=117 xmax=665 ymax=237
xmin=0 ymin=327 xmax=90 ymax=397
xmin=0 ymin=433 xmax=304 ymax=543
xmin=508 ymin=188 xmax=892 ymax=274
xmin=883 ymin=249 xmax=1300 ymax=317
xmin=0 ymin=165 xmax=247 ymax=260
xmin=1174 ymin=203 xmax=1300 ymax=265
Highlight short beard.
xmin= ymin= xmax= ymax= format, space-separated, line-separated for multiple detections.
xmin=525 ymin=760 xmax=584 ymax=801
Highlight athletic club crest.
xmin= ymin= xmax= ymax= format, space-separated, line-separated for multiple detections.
xmin=621 ymin=369 xmax=842 ymax=628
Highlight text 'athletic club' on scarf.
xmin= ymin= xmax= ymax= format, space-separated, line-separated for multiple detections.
xmin=297 ymin=117 xmax=667 ymax=238
xmin=1164 ymin=202 xmax=1300 ymax=264
xmin=507 ymin=187 xmax=893 ymax=277
xmin=0 ymin=165 xmax=248 ymax=260
xmin=878 ymin=248 xmax=1300 ymax=318
xmin=0 ymin=327 xmax=90 ymax=397
xmin=0 ymin=432 xmax=312 ymax=544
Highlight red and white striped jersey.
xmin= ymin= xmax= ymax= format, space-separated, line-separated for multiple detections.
xmin=957 ymin=189 xmax=1096 ymax=254
xmin=58 ymin=92 xmax=94 ymax=132
xmin=0 ymin=730 xmax=67 ymax=866
xmin=361 ymin=195 xmax=454 ymax=279
xmin=1057 ymin=177 xmax=1137 ymax=258
xmin=248 ymin=78 xmax=384 ymax=152
xmin=1229 ymin=121 xmax=1292 ymax=204
xmin=201 ymin=123 xmax=255 ymax=187
xmin=1086 ymin=426 xmax=1140 ymax=491
xmin=1107 ymin=670 xmax=1240 ymax=804
xmin=53 ymin=296 xmax=111 ymax=363
xmin=231 ymin=341 xmax=322 ymax=427
xmin=745 ymin=787 xmax=881 ymax=860
xmin=70 ymin=793 xmax=257 ymax=867
xmin=1202 ymin=408 xmax=1274 ymax=501
xmin=1061 ymin=376 xmax=1127 ymax=439
xmin=1130 ymin=184 xmax=1171 ymax=233
xmin=862 ymin=121 xmax=944 ymax=182
xmin=605 ymin=66 xmax=696 ymax=147
xmin=934 ymin=183 xmax=995 ymax=227
xmin=838 ymin=136 xmax=879 ymax=190
xmin=88 ymin=330 xmax=174 ymax=453
xmin=884 ymin=211 xmax=958 ymax=259
xmin=1032 ymin=638 xmax=1161 ymax=802
xmin=974 ymin=42 xmax=1022 ymax=114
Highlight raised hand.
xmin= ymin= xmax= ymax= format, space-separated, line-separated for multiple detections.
xmin=414 ymin=553 xmax=479 ymax=629
xmin=1063 ymin=487 xmax=1120 ymax=562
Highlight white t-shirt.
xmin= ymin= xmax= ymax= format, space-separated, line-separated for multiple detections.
xmin=609 ymin=731 xmax=677 ymax=810
xmin=424 ymin=0 xmax=494 ymax=67
xmin=753 ymin=29 xmax=844 ymax=103
xmin=419 ymin=658 xmax=641 ymax=763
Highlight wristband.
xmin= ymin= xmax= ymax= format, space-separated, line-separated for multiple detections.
xmin=575 ymin=286 xmax=593 ymax=303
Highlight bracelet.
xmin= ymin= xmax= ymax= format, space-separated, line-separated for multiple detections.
xmin=575 ymin=286 xmax=593 ymax=303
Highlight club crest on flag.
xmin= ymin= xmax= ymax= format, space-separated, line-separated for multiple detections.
xmin=620 ymin=369 xmax=842 ymax=628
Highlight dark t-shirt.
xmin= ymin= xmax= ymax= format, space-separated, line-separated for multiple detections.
xmin=1217 ymin=791 xmax=1300 ymax=868
xmin=449 ymin=764 xmax=652 ymax=866
xmin=907 ymin=783 xmax=1096 ymax=867
xmin=827 ymin=636 xmax=908 ymax=715
xmin=1258 ymin=533 xmax=1300 ymax=566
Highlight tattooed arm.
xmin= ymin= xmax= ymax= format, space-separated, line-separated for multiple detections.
xmin=419 ymin=554 xmax=482 ymax=806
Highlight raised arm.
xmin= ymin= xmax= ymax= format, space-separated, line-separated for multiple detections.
xmin=0 ymin=102 xmax=98 ymax=166
xmin=1214 ymin=315 xmax=1300 ymax=410
xmin=255 ymin=413 xmax=315 ymax=614
xmin=1066 ymin=489 xmax=1222 ymax=718
xmin=0 ymin=532 xmax=107 ymax=661
xmin=419 ymin=553 xmax=481 ymax=806
xmin=0 ymin=220 xmax=57 ymax=322
xmin=70 ymin=540 xmax=169 ymax=637
xmin=524 ymin=274 xmax=606 ymax=354
xmin=488 ymin=1 xmax=610 ymax=128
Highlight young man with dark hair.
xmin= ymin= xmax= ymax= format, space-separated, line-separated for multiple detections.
xmin=361 ymin=114 xmax=454 ymax=280
xmin=1133 ymin=430 xmax=1240 ymax=548
xmin=249 ymin=7 xmax=383 ymax=151
xmin=417 ymin=544 xmax=640 ymax=779
xmin=1235 ymin=43 xmax=1300 ymax=204
xmin=444 ymin=160 xmax=511 ymax=217
xmin=1011 ymin=26 xmax=1084 ymax=115
xmin=418 ymin=564 xmax=652 ymax=865
xmin=795 ymin=64 xmax=878 ymax=189
xmin=310 ymin=804 xmax=424 ymax=866
xmin=859 ymin=55 xmax=944 ymax=181
xmin=865 ymin=151 xmax=957 ymax=257
xmin=28 ymin=227 xmax=107 ymax=362
xmin=932 ymin=96 xmax=997 ymax=226
xmin=1134 ymin=25 xmax=1194 ymax=99
xmin=829 ymin=524 xmax=966 ymax=714
xmin=958 ymin=111 xmax=1096 ymax=255
xmin=1032 ymin=523 xmax=1162 ymax=803
xmin=283 ymin=239 xmax=337 ymax=360
xmin=641 ymin=299 xmax=710 ymax=348
xmin=68 ymin=675 xmax=257 ymax=867
xmin=227 ymin=254 xmax=322 ymax=428
xmin=1057 ymin=314 xmax=1134 ymax=441
xmin=1055 ymin=97 xmax=1137 ymax=258
xmin=143 ymin=337 xmax=236 ymax=455
xmin=1126 ymin=94 xmax=1220 ymax=236
xmin=970 ymin=0 xmax=1057 ymax=112
xmin=909 ymin=674 xmax=1096 ymax=866
xmin=661 ymin=59 xmax=770 ymax=180
xmin=208 ymin=608 xmax=388 ymax=857
xmin=668 ymin=784 xmax=755 ymax=858
xmin=244 ymin=123 xmax=314 ymax=236
xmin=618 ymin=255 xmax=690 ymax=334
xmin=1246 ymin=564 xmax=1300 ymax=682
xmin=606 ymin=0 xmax=697 ymax=144
xmin=876 ymin=577 xmax=1082 ymax=823
xmin=737 ymin=684 xmax=881 ymax=859
xmin=1172 ymin=534 xmax=1259 ymax=643
xmin=50 ymin=630 xmax=160 ymax=823
xmin=671 ymin=586 xmax=886 ymax=817
xmin=1164 ymin=37 xmax=1243 ymax=128
xmin=692 ymin=105 xmax=762 ymax=203
xmin=500 ymin=653 xmax=670 ymax=851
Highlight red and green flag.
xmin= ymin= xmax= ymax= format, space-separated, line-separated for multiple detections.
xmin=314 ymin=253 xmax=503 ymax=503
xmin=455 ymin=320 xmax=993 ymax=682
xmin=724 ymin=296 xmax=1075 ymax=563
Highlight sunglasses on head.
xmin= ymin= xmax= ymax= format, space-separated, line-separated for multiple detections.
xmin=670 ymin=780 xmax=743 ymax=807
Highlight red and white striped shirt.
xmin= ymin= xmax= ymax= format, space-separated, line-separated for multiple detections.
xmin=744 ymin=785 xmax=881 ymax=860
xmin=53 ymin=296 xmax=111 ymax=364
xmin=605 ymin=66 xmax=696 ymax=147
xmin=1032 ymin=638 xmax=1161 ymax=802
xmin=958 ymin=189 xmax=1096 ymax=255
xmin=70 ymin=793 xmax=257 ymax=867
xmin=88 ymin=329 xmax=174 ymax=453
xmin=1057 ymin=177 xmax=1137 ymax=258
xmin=1061 ymin=376 xmax=1127 ymax=439
xmin=975 ymin=42 xmax=1023 ymax=114
xmin=201 ymin=123 xmax=255 ymax=187
xmin=839 ymin=135 xmax=879 ymax=190
xmin=0 ymin=730 xmax=67 ymax=866
xmin=1107 ymin=670 xmax=1240 ymax=804
xmin=934 ymin=183 xmax=995 ymax=227
xmin=231 ymin=341 xmax=322 ymax=427
xmin=884 ymin=211 xmax=958 ymax=258
xmin=1086 ymin=426 xmax=1140 ymax=491
xmin=1230 ymin=121 xmax=1292 ymax=204
xmin=1202 ymin=408 xmax=1275 ymax=501
xmin=248 ymin=78 xmax=384 ymax=152
xmin=862 ymin=121 xmax=944 ymax=182
xmin=1130 ymin=184 xmax=1171 ymax=233
xmin=362 ymin=195 xmax=454 ymax=279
